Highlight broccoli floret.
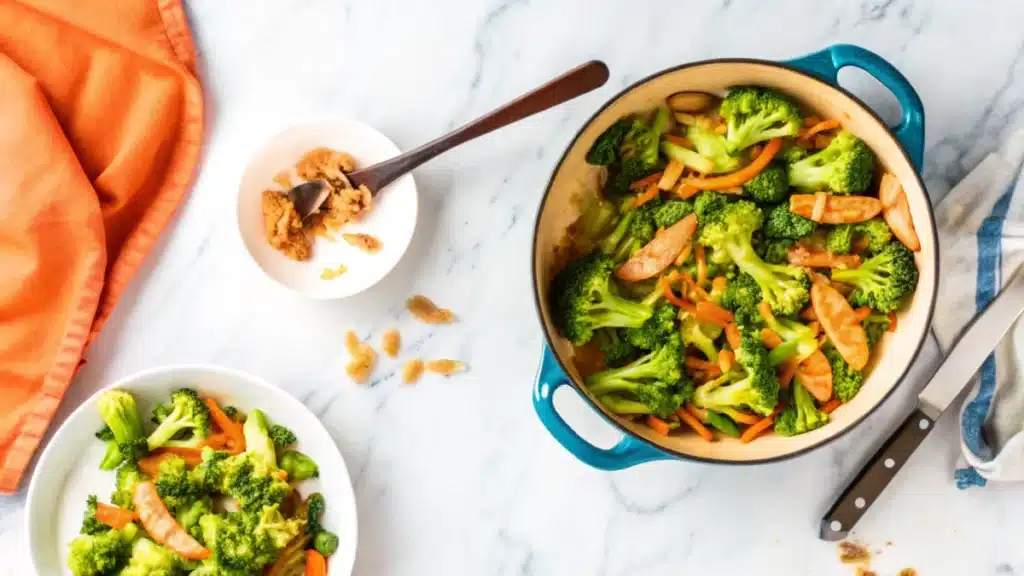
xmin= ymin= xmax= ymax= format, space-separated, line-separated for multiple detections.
xmin=305 ymin=493 xmax=326 ymax=534
xmin=155 ymin=454 xmax=201 ymax=510
xmin=192 ymin=447 xmax=230 ymax=492
xmin=780 ymin=141 xmax=809 ymax=163
xmin=653 ymin=199 xmax=695 ymax=228
xmin=694 ymin=324 xmax=779 ymax=416
xmin=787 ymin=130 xmax=875 ymax=194
xmin=774 ymin=381 xmax=829 ymax=437
xmin=198 ymin=512 xmax=270 ymax=572
xmin=221 ymin=452 xmax=293 ymax=514
xmin=825 ymin=345 xmax=865 ymax=403
xmin=720 ymin=87 xmax=802 ymax=153
xmin=831 ymin=241 xmax=919 ymax=312
xmin=680 ymin=313 xmax=719 ymax=363
xmin=222 ymin=406 xmax=244 ymax=422
xmin=268 ymin=424 xmax=297 ymax=449
xmin=95 ymin=426 xmax=114 ymax=442
xmin=67 ymin=527 xmax=133 ymax=576
xmin=623 ymin=301 xmax=677 ymax=350
xmin=826 ymin=219 xmax=893 ymax=256
xmin=604 ymin=108 xmax=671 ymax=198
xmin=863 ymin=313 xmax=891 ymax=348
xmin=719 ymin=273 xmax=762 ymax=314
xmin=686 ymin=124 xmax=744 ymax=173
xmin=255 ymin=504 xmax=305 ymax=551
xmin=80 ymin=494 xmax=111 ymax=536
xmin=599 ymin=198 xmax=665 ymax=262
xmin=760 ymin=306 xmax=819 ymax=367
xmin=550 ymin=252 xmax=655 ymax=345
xmin=586 ymin=334 xmax=692 ymax=418
xmin=120 ymin=538 xmax=182 ymax=576
xmin=586 ymin=117 xmax=634 ymax=166
xmin=146 ymin=388 xmax=211 ymax=451
xmin=763 ymin=203 xmax=816 ymax=239
xmin=279 ymin=450 xmax=320 ymax=481
xmin=243 ymin=409 xmax=278 ymax=466
xmin=743 ymin=163 xmax=790 ymax=203
xmin=698 ymin=200 xmax=810 ymax=315
xmin=825 ymin=224 xmax=855 ymax=254
xmin=570 ymin=193 xmax=620 ymax=252
xmin=595 ymin=329 xmax=637 ymax=367
xmin=755 ymin=237 xmax=796 ymax=265
xmin=150 ymin=403 xmax=172 ymax=425
xmin=694 ymin=190 xmax=730 ymax=226
xmin=111 ymin=463 xmax=144 ymax=509
xmin=176 ymin=497 xmax=213 ymax=541
xmin=96 ymin=390 xmax=147 ymax=470
xmin=314 ymin=530 xmax=340 ymax=557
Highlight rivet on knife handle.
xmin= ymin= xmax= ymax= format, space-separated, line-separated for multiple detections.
xmin=819 ymin=408 xmax=935 ymax=541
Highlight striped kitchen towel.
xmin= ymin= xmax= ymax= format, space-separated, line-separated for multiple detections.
xmin=931 ymin=121 xmax=1024 ymax=487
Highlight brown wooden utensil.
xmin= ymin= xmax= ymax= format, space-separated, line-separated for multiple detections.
xmin=289 ymin=60 xmax=610 ymax=219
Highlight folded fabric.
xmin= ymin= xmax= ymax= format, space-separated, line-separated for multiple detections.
xmin=931 ymin=120 xmax=1024 ymax=487
xmin=0 ymin=0 xmax=203 ymax=493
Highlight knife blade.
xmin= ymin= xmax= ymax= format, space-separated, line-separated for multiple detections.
xmin=820 ymin=266 xmax=1024 ymax=541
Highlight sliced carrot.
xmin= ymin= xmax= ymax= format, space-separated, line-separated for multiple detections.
xmin=853 ymin=307 xmax=872 ymax=323
xmin=879 ymin=173 xmax=921 ymax=251
xmin=633 ymin=183 xmax=662 ymax=208
xmin=790 ymin=194 xmax=882 ymax=224
xmin=151 ymin=447 xmax=203 ymax=467
xmin=787 ymin=243 xmax=862 ymax=269
xmin=674 ymin=242 xmax=692 ymax=267
xmin=813 ymin=134 xmax=833 ymax=149
xmin=695 ymin=244 xmax=708 ymax=286
xmin=802 ymin=115 xmax=823 ymax=128
xmin=662 ymin=278 xmax=691 ymax=309
xmin=138 ymin=453 xmax=175 ymax=477
xmin=306 ymin=549 xmax=328 ymax=576
xmin=795 ymin=349 xmax=834 ymax=403
xmin=711 ymin=276 xmax=728 ymax=293
xmin=683 ymin=138 xmax=783 ymax=190
xmin=727 ymin=410 xmax=762 ymax=426
xmin=778 ymin=358 xmax=798 ymax=389
xmin=821 ymin=398 xmax=842 ymax=414
xmin=740 ymin=415 xmax=776 ymax=444
xmin=685 ymin=357 xmax=718 ymax=371
xmin=134 ymin=482 xmax=210 ymax=560
xmin=629 ymin=171 xmax=663 ymax=191
xmin=203 ymin=433 xmax=228 ymax=450
xmin=616 ymin=214 xmax=698 ymax=281
xmin=757 ymin=301 xmax=773 ymax=322
xmin=811 ymin=282 xmax=870 ymax=371
xmin=725 ymin=323 xmax=742 ymax=350
xmin=95 ymin=502 xmax=137 ymax=530
xmin=205 ymin=398 xmax=245 ymax=453
xmin=675 ymin=182 xmax=700 ymax=199
xmin=761 ymin=328 xmax=783 ymax=349
xmin=713 ymin=123 xmax=727 ymax=136
xmin=887 ymin=312 xmax=898 ymax=332
xmin=718 ymin=349 xmax=735 ymax=373
xmin=663 ymin=134 xmax=694 ymax=148
xmin=801 ymin=119 xmax=842 ymax=141
xmin=682 ymin=272 xmax=711 ymax=302
xmin=646 ymin=415 xmax=672 ymax=436
xmin=676 ymin=407 xmax=713 ymax=441
xmin=696 ymin=301 xmax=733 ymax=326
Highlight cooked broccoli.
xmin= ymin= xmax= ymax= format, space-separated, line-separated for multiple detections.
xmin=694 ymin=190 xmax=729 ymax=226
xmin=255 ymin=504 xmax=305 ymax=550
xmin=146 ymin=388 xmax=211 ymax=450
xmin=192 ymin=446 xmax=230 ymax=492
xmin=595 ymin=329 xmax=637 ymax=367
xmin=120 ymin=538 xmax=182 ymax=576
xmin=571 ymin=193 xmax=620 ymax=252
xmin=96 ymin=389 xmax=147 ymax=470
xmin=825 ymin=345 xmax=865 ymax=403
xmin=80 ymin=494 xmax=111 ymax=536
xmin=198 ymin=512 xmax=272 ymax=572
xmin=268 ymin=424 xmax=297 ymax=449
xmin=680 ymin=313 xmax=719 ymax=363
xmin=787 ymin=130 xmax=875 ymax=194
xmin=763 ymin=203 xmax=816 ymax=239
xmin=687 ymin=124 xmax=744 ymax=173
xmin=175 ymin=496 xmax=212 ymax=541
xmin=780 ymin=141 xmax=809 ymax=163
xmin=720 ymin=86 xmax=802 ymax=153
xmin=831 ymin=241 xmax=919 ymax=312
xmin=604 ymin=108 xmax=671 ymax=198
xmin=222 ymin=406 xmax=244 ymax=422
xmin=661 ymin=139 xmax=717 ymax=173
xmin=653 ymin=198 xmax=694 ymax=228
xmin=586 ymin=117 xmax=635 ymax=166
xmin=719 ymin=272 xmax=762 ymax=313
xmin=698 ymin=200 xmax=810 ymax=315
xmin=111 ymin=463 xmax=144 ymax=509
xmin=693 ymin=322 xmax=779 ymax=416
xmin=155 ymin=454 xmax=201 ymax=510
xmin=305 ymin=493 xmax=326 ymax=535
xmin=95 ymin=426 xmax=114 ymax=442
xmin=586 ymin=334 xmax=691 ymax=418
xmin=243 ymin=409 xmax=278 ymax=466
xmin=827 ymin=219 xmax=893 ymax=255
xmin=863 ymin=313 xmax=891 ymax=348
xmin=314 ymin=530 xmax=340 ymax=557
xmin=279 ymin=450 xmax=320 ymax=481
xmin=67 ymin=525 xmax=136 ymax=576
xmin=623 ymin=301 xmax=677 ymax=350
xmin=825 ymin=224 xmax=854 ymax=254
xmin=221 ymin=452 xmax=293 ymax=514
xmin=755 ymin=237 xmax=796 ymax=265
xmin=150 ymin=403 xmax=172 ymax=425
xmin=550 ymin=252 xmax=655 ymax=345
xmin=743 ymin=163 xmax=789 ymax=203
xmin=774 ymin=381 xmax=829 ymax=437
xmin=760 ymin=306 xmax=819 ymax=367
xmin=599 ymin=198 xmax=665 ymax=261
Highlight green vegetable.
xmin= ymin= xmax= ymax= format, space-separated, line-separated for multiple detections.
xmin=863 ymin=313 xmax=891 ymax=348
xmin=80 ymin=495 xmax=111 ymax=536
xmin=95 ymin=426 xmax=114 ymax=442
xmin=826 ymin=219 xmax=893 ymax=255
xmin=826 ymin=345 xmax=865 ymax=403
xmin=763 ymin=203 xmax=816 ymax=239
xmin=243 ymin=409 xmax=278 ymax=466
xmin=787 ymin=130 xmax=875 ymax=194
xmin=720 ymin=86 xmax=803 ymax=153
xmin=761 ymin=308 xmax=819 ymax=367
xmin=586 ymin=117 xmax=634 ymax=166
xmin=279 ymin=450 xmax=320 ymax=481
xmin=314 ymin=530 xmax=340 ymax=557
xmin=623 ymin=301 xmax=677 ymax=350
xmin=111 ymin=463 xmax=144 ymax=509
xmin=603 ymin=108 xmax=671 ymax=198
xmin=704 ymin=410 xmax=740 ymax=438
xmin=549 ymin=252 xmax=656 ymax=346
xmin=154 ymin=454 xmax=201 ymax=510
xmin=831 ymin=241 xmax=919 ymax=312
xmin=755 ymin=237 xmax=795 ymax=265
xmin=305 ymin=493 xmax=326 ymax=535
xmin=687 ymin=124 xmax=744 ymax=173
xmin=599 ymin=198 xmax=665 ymax=262
xmin=780 ymin=141 xmax=809 ymax=163
xmin=652 ymin=198 xmax=694 ymax=228
xmin=67 ymin=527 xmax=133 ymax=576
xmin=254 ymin=504 xmax=305 ymax=550
xmin=192 ymin=446 xmax=230 ymax=492
xmin=586 ymin=334 xmax=692 ymax=418
xmin=146 ymin=388 xmax=211 ymax=451
xmin=96 ymin=389 xmax=147 ymax=470
xmin=680 ymin=313 xmax=719 ymax=363
xmin=742 ymin=163 xmax=789 ymax=203
xmin=175 ymin=496 xmax=212 ymax=541
xmin=774 ymin=381 xmax=829 ymax=436
xmin=222 ymin=405 xmax=244 ymax=422
xmin=661 ymin=140 xmax=714 ymax=173
xmin=220 ymin=452 xmax=293 ymax=514
xmin=719 ymin=272 xmax=762 ymax=314
xmin=594 ymin=329 xmax=637 ymax=367
xmin=120 ymin=538 xmax=182 ymax=576
xmin=268 ymin=424 xmax=297 ymax=449
xmin=693 ymin=312 xmax=779 ymax=416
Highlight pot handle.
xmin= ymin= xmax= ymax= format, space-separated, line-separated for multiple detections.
xmin=786 ymin=44 xmax=925 ymax=171
xmin=533 ymin=346 xmax=671 ymax=470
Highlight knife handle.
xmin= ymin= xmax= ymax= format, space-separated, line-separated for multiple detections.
xmin=819 ymin=408 xmax=936 ymax=541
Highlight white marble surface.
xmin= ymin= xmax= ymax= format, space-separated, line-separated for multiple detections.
xmin=4 ymin=1 xmax=1024 ymax=574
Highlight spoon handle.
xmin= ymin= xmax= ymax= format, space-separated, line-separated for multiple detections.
xmin=351 ymin=60 xmax=610 ymax=192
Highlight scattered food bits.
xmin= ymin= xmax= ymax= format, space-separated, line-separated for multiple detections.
xmin=897 ymin=570 xmax=917 ymax=576
xmin=320 ymin=264 xmax=348 ymax=280
xmin=273 ymin=171 xmax=293 ymax=189
xmin=402 ymin=359 xmax=424 ymax=384
xmin=838 ymin=540 xmax=871 ymax=565
xmin=343 ymin=233 xmax=383 ymax=254
xmin=425 ymin=359 xmax=465 ymax=376
xmin=854 ymin=568 xmax=877 ymax=576
xmin=381 ymin=329 xmax=401 ymax=358
xmin=407 ymin=295 xmax=455 ymax=324
xmin=344 ymin=331 xmax=376 ymax=384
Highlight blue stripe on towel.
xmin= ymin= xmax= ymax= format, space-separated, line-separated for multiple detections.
xmin=957 ymin=185 xmax=1015 ymax=488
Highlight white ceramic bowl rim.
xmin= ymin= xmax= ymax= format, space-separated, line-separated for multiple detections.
xmin=530 ymin=57 xmax=940 ymax=465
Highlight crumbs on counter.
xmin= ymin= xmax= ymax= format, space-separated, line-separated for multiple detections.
xmin=344 ymin=331 xmax=377 ymax=384
xmin=382 ymin=329 xmax=401 ymax=358
xmin=320 ymin=264 xmax=348 ymax=280
xmin=425 ymin=359 xmax=465 ymax=376
xmin=407 ymin=295 xmax=455 ymax=324
xmin=854 ymin=568 xmax=876 ymax=576
xmin=838 ymin=541 xmax=871 ymax=565
xmin=343 ymin=233 xmax=383 ymax=254
xmin=897 ymin=569 xmax=917 ymax=576
xmin=402 ymin=359 xmax=424 ymax=384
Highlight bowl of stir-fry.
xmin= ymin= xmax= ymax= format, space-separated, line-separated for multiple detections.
xmin=532 ymin=44 xmax=938 ymax=467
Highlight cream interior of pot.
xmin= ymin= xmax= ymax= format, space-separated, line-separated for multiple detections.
xmin=534 ymin=61 xmax=937 ymax=462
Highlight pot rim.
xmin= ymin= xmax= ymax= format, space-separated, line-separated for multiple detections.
xmin=531 ymin=57 xmax=939 ymax=465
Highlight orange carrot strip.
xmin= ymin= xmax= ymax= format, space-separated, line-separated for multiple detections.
xmin=630 ymin=172 xmax=664 ymax=191
xmin=663 ymin=134 xmax=694 ymax=148
xmin=662 ymin=279 xmax=690 ymax=309
xmin=740 ymin=415 xmax=776 ymax=444
xmin=887 ymin=312 xmax=898 ymax=332
xmin=633 ymin=183 xmax=662 ymax=208
xmin=802 ymin=115 xmax=823 ymax=128
xmin=853 ymin=307 xmax=872 ymax=323
xmin=202 ymin=433 xmax=228 ymax=450
xmin=694 ymin=244 xmax=708 ymax=286
xmin=683 ymin=137 xmax=782 ymax=190
xmin=711 ymin=275 xmax=728 ymax=293
xmin=718 ymin=349 xmax=735 ymax=374
xmin=821 ymin=398 xmax=842 ymax=414
xmin=696 ymin=300 xmax=734 ymax=325
xmin=646 ymin=415 xmax=672 ymax=436
xmin=761 ymin=328 xmax=783 ymax=349
xmin=813 ymin=134 xmax=834 ymax=149
xmin=685 ymin=403 xmax=708 ymax=421
xmin=306 ymin=549 xmax=328 ymax=576
xmin=685 ymin=357 xmax=718 ymax=371
xmin=677 ymin=407 xmax=713 ymax=441
xmin=801 ymin=119 xmax=841 ymax=141
xmin=728 ymin=410 xmax=762 ymax=426
xmin=675 ymin=183 xmax=700 ymax=199
xmin=757 ymin=301 xmax=774 ymax=322
xmin=151 ymin=447 xmax=203 ymax=467
xmin=137 ymin=453 xmax=175 ymax=477
xmin=205 ymin=398 xmax=245 ymax=453
xmin=725 ymin=323 xmax=741 ymax=350
xmin=95 ymin=502 xmax=137 ymax=530
xmin=674 ymin=243 xmax=693 ymax=267
xmin=778 ymin=359 xmax=799 ymax=389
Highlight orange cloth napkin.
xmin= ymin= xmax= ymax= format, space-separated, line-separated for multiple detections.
xmin=0 ymin=0 xmax=203 ymax=493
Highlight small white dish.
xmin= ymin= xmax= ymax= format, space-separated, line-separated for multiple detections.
xmin=237 ymin=118 xmax=418 ymax=299
xmin=26 ymin=365 xmax=358 ymax=575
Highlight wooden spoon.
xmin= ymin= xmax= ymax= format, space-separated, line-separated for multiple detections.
xmin=288 ymin=60 xmax=609 ymax=219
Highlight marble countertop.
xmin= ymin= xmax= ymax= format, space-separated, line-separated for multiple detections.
xmin=4 ymin=1 xmax=1024 ymax=574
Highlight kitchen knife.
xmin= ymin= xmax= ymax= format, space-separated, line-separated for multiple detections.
xmin=820 ymin=267 xmax=1024 ymax=541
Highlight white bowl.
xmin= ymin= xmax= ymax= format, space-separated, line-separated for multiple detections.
xmin=237 ymin=118 xmax=418 ymax=299
xmin=26 ymin=365 xmax=358 ymax=575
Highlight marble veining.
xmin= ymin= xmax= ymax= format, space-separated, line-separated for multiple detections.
xmin=3 ymin=0 xmax=1024 ymax=574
